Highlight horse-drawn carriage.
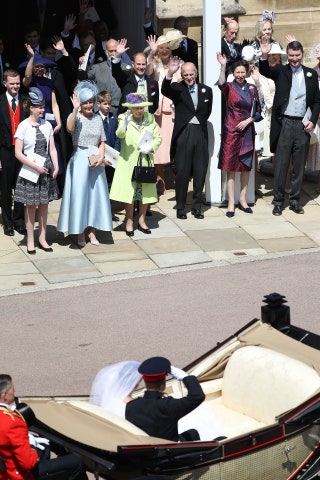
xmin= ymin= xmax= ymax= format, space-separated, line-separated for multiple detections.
xmin=21 ymin=294 xmax=320 ymax=480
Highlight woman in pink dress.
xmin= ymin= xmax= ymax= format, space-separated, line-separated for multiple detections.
xmin=145 ymin=31 xmax=185 ymax=194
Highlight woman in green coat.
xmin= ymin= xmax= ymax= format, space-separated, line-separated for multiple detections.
xmin=110 ymin=93 xmax=162 ymax=236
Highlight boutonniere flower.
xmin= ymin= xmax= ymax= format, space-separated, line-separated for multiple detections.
xmin=201 ymin=88 xmax=206 ymax=93
xmin=150 ymin=84 xmax=156 ymax=90
xmin=306 ymin=72 xmax=312 ymax=78
xmin=125 ymin=65 xmax=131 ymax=70
xmin=4 ymin=63 xmax=9 ymax=68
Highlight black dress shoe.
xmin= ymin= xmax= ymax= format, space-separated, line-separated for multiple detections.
xmin=138 ymin=224 xmax=151 ymax=234
xmin=14 ymin=225 xmax=27 ymax=235
xmin=112 ymin=214 xmax=120 ymax=221
xmin=177 ymin=209 xmax=187 ymax=219
xmin=289 ymin=203 xmax=304 ymax=214
xmin=237 ymin=202 xmax=253 ymax=214
xmin=191 ymin=209 xmax=204 ymax=219
xmin=4 ymin=226 xmax=14 ymax=236
xmin=125 ymin=230 xmax=134 ymax=237
xmin=272 ymin=205 xmax=282 ymax=216
xmin=37 ymin=242 xmax=53 ymax=252
xmin=27 ymin=249 xmax=36 ymax=255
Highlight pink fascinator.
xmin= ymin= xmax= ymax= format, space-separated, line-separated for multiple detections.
xmin=260 ymin=10 xmax=276 ymax=23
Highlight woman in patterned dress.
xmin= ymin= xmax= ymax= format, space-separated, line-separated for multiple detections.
xmin=14 ymin=87 xmax=59 ymax=254
xmin=216 ymin=54 xmax=262 ymax=217
xmin=57 ymin=81 xmax=112 ymax=247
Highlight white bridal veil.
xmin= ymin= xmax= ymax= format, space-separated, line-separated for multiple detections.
xmin=90 ymin=361 xmax=142 ymax=418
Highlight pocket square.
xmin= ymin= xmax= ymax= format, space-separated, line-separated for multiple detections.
xmin=151 ymin=92 xmax=155 ymax=96
xmin=204 ymin=99 xmax=209 ymax=102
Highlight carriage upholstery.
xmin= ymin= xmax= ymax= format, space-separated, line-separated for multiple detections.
xmin=205 ymin=345 xmax=320 ymax=438
xmin=64 ymin=346 xmax=320 ymax=443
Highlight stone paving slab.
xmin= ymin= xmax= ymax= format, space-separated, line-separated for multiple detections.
xmin=87 ymin=249 xmax=148 ymax=263
xmin=34 ymin=256 xmax=102 ymax=284
xmin=0 ymin=261 xmax=39 ymax=276
xmin=149 ymin=250 xmax=212 ymax=268
xmin=96 ymin=258 xmax=158 ymax=275
xmin=136 ymin=236 xmax=201 ymax=255
xmin=257 ymin=236 xmax=317 ymax=253
xmin=242 ymin=222 xmax=304 ymax=240
xmin=187 ymin=227 xmax=260 ymax=251
xmin=0 ymin=249 xmax=28 ymax=264
xmin=0 ymin=274 xmax=49 ymax=291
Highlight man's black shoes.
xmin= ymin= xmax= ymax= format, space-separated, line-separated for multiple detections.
xmin=272 ymin=205 xmax=282 ymax=216
xmin=289 ymin=203 xmax=304 ymax=214
xmin=191 ymin=209 xmax=204 ymax=219
xmin=4 ymin=225 xmax=14 ymax=236
xmin=177 ymin=209 xmax=187 ymax=219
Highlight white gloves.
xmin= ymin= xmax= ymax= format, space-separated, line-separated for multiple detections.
xmin=29 ymin=433 xmax=50 ymax=451
xmin=140 ymin=144 xmax=152 ymax=155
xmin=171 ymin=365 xmax=188 ymax=381
xmin=123 ymin=111 xmax=132 ymax=131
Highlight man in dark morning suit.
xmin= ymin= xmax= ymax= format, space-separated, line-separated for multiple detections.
xmin=162 ymin=60 xmax=212 ymax=220
xmin=113 ymin=50 xmax=159 ymax=115
xmin=0 ymin=70 xmax=27 ymax=236
xmin=143 ymin=10 xmax=198 ymax=70
xmin=125 ymin=357 xmax=205 ymax=442
xmin=259 ymin=40 xmax=320 ymax=216
xmin=221 ymin=19 xmax=242 ymax=76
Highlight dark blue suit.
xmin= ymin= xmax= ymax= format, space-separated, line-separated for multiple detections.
xmin=98 ymin=111 xmax=120 ymax=188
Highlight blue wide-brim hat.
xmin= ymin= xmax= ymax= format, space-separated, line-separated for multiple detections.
xmin=18 ymin=54 xmax=56 ymax=69
xmin=74 ymin=80 xmax=98 ymax=103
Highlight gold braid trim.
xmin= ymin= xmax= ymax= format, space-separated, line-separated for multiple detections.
xmin=0 ymin=406 xmax=26 ymax=423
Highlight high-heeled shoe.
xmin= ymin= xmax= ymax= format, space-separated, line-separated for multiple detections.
xmin=126 ymin=230 xmax=134 ymax=237
xmin=226 ymin=211 xmax=235 ymax=218
xmin=88 ymin=231 xmax=100 ymax=245
xmin=27 ymin=249 xmax=36 ymax=255
xmin=37 ymin=242 xmax=53 ymax=252
xmin=238 ymin=202 xmax=253 ymax=214
xmin=138 ymin=224 xmax=151 ymax=234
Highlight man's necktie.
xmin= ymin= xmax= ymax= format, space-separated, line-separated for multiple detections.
xmin=229 ymin=43 xmax=237 ymax=58
xmin=137 ymin=79 xmax=146 ymax=94
xmin=11 ymin=97 xmax=16 ymax=112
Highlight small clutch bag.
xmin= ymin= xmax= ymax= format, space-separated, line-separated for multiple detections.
xmin=88 ymin=154 xmax=100 ymax=167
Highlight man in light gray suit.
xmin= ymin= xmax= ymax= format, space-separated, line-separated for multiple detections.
xmin=87 ymin=59 xmax=122 ymax=112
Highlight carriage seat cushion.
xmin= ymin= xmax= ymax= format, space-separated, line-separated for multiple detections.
xmin=221 ymin=346 xmax=320 ymax=424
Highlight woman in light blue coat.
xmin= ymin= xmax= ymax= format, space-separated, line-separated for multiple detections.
xmin=110 ymin=93 xmax=162 ymax=236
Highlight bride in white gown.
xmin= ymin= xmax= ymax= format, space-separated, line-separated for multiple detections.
xmin=90 ymin=361 xmax=142 ymax=418
xmin=90 ymin=360 xmax=222 ymax=440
